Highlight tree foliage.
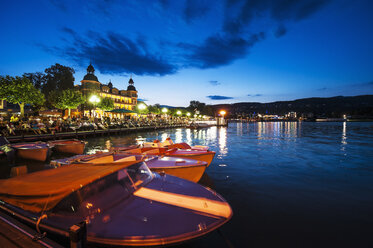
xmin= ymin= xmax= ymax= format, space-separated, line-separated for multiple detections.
xmin=187 ymin=100 xmax=214 ymax=116
xmin=43 ymin=63 xmax=75 ymax=95
xmin=23 ymin=72 xmax=46 ymax=90
xmin=97 ymin=97 xmax=114 ymax=111
xmin=188 ymin=100 xmax=206 ymax=113
xmin=147 ymin=104 xmax=160 ymax=114
xmin=54 ymin=89 xmax=85 ymax=116
xmin=0 ymin=75 xmax=45 ymax=116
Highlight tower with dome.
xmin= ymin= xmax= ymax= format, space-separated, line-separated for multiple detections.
xmin=76 ymin=63 xmax=138 ymax=118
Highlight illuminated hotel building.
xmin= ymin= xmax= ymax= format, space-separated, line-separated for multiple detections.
xmin=76 ymin=64 xmax=138 ymax=117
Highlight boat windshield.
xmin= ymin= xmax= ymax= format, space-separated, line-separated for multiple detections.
xmin=53 ymin=162 xmax=153 ymax=214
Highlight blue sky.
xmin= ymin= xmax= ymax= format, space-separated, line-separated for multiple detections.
xmin=0 ymin=0 xmax=372 ymax=106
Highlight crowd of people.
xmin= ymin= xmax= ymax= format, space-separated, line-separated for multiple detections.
xmin=0 ymin=114 xmax=189 ymax=137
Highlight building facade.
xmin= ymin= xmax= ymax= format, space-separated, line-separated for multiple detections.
xmin=76 ymin=64 xmax=138 ymax=118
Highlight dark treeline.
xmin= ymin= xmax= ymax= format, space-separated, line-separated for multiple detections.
xmin=210 ymin=95 xmax=373 ymax=119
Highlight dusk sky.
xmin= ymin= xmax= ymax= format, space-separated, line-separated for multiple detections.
xmin=1 ymin=0 xmax=373 ymax=106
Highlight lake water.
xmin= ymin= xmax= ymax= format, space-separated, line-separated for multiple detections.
xmin=84 ymin=121 xmax=373 ymax=248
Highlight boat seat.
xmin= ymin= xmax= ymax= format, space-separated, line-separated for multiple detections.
xmin=88 ymin=156 xmax=114 ymax=164
xmin=10 ymin=166 xmax=28 ymax=177
xmin=115 ymin=156 xmax=137 ymax=163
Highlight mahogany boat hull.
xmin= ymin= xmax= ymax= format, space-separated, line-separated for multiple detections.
xmin=51 ymin=141 xmax=85 ymax=154
xmin=150 ymin=163 xmax=206 ymax=182
xmin=166 ymin=152 xmax=215 ymax=167
xmin=17 ymin=147 xmax=49 ymax=162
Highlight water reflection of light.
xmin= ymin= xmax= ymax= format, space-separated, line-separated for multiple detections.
xmin=206 ymin=126 xmax=217 ymax=142
xmin=136 ymin=137 xmax=146 ymax=146
xmin=341 ymin=121 xmax=347 ymax=150
xmin=218 ymin=127 xmax=228 ymax=158
xmin=161 ymin=133 xmax=168 ymax=142
xmin=86 ymin=147 xmax=109 ymax=154
xmin=185 ymin=128 xmax=192 ymax=144
xmin=257 ymin=121 xmax=299 ymax=140
xmin=175 ymin=129 xmax=183 ymax=143
xmin=237 ymin=122 xmax=243 ymax=136
xmin=257 ymin=122 xmax=262 ymax=139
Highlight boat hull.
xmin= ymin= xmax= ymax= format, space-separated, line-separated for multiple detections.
xmin=48 ymin=140 xmax=86 ymax=155
xmin=16 ymin=147 xmax=49 ymax=162
xmin=166 ymin=152 xmax=215 ymax=167
xmin=53 ymin=143 xmax=85 ymax=154
xmin=150 ymin=164 xmax=206 ymax=182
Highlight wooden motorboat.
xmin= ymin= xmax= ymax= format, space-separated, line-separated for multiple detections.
xmin=143 ymin=138 xmax=209 ymax=151
xmin=52 ymin=152 xmax=208 ymax=183
xmin=48 ymin=139 xmax=86 ymax=155
xmin=0 ymin=160 xmax=232 ymax=247
xmin=10 ymin=142 xmax=50 ymax=162
xmin=114 ymin=146 xmax=216 ymax=167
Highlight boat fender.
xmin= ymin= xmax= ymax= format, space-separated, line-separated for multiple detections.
xmin=33 ymin=214 xmax=47 ymax=241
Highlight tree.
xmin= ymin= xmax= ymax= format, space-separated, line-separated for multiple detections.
xmin=188 ymin=100 xmax=206 ymax=113
xmin=43 ymin=64 xmax=75 ymax=96
xmin=0 ymin=76 xmax=45 ymax=117
xmin=97 ymin=97 xmax=114 ymax=111
xmin=23 ymin=72 xmax=46 ymax=90
xmin=148 ymin=104 xmax=160 ymax=114
xmin=54 ymin=89 xmax=85 ymax=117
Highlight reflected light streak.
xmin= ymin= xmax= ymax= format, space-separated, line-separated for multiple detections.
xmin=341 ymin=121 xmax=347 ymax=150
xmin=237 ymin=122 xmax=243 ymax=136
xmin=185 ymin=128 xmax=192 ymax=144
xmin=175 ymin=129 xmax=183 ymax=143
xmin=218 ymin=127 xmax=228 ymax=158
xmin=161 ymin=133 xmax=168 ymax=142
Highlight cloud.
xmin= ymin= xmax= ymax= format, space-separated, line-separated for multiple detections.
xmin=49 ymin=29 xmax=177 ymax=76
xmin=317 ymin=87 xmax=328 ymax=91
xmin=209 ymin=80 xmax=220 ymax=86
xmin=48 ymin=0 xmax=67 ymax=12
xmin=207 ymin=95 xmax=234 ymax=100
xmin=180 ymin=32 xmax=265 ymax=68
xmin=183 ymin=0 xmax=210 ymax=23
xmin=223 ymin=0 xmax=330 ymax=35
xmin=274 ymin=24 xmax=287 ymax=37
xmin=359 ymin=81 xmax=373 ymax=87
xmin=43 ymin=0 xmax=330 ymax=76
xmin=248 ymin=93 xmax=263 ymax=96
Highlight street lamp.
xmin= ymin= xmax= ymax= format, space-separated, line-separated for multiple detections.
xmin=162 ymin=108 xmax=168 ymax=113
xmin=220 ymin=110 xmax=226 ymax=117
xmin=176 ymin=110 xmax=182 ymax=116
xmin=186 ymin=112 xmax=191 ymax=117
xmin=138 ymin=103 xmax=147 ymax=111
xmin=89 ymin=95 xmax=100 ymax=118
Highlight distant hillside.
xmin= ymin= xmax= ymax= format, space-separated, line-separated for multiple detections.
xmin=211 ymin=95 xmax=373 ymax=118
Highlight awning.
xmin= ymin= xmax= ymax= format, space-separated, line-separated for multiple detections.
xmin=105 ymin=109 xmax=136 ymax=114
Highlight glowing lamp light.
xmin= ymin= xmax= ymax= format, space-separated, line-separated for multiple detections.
xmin=176 ymin=110 xmax=182 ymax=115
xmin=89 ymin=95 xmax=100 ymax=104
xmin=162 ymin=108 xmax=168 ymax=113
xmin=194 ymin=114 xmax=197 ymax=118
xmin=138 ymin=103 xmax=147 ymax=110
xmin=220 ymin=110 xmax=226 ymax=116
xmin=186 ymin=112 xmax=191 ymax=117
